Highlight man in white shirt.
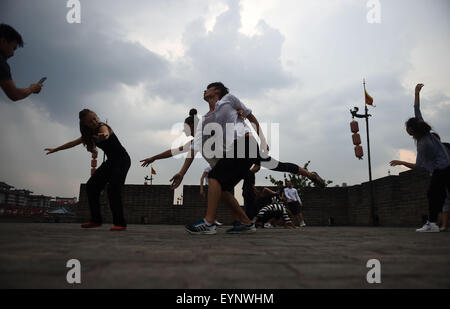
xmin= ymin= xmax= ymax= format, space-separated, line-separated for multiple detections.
xmin=170 ymin=82 xmax=262 ymax=235
xmin=170 ymin=82 xmax=324 ymax=235
xmin=284 ymin=181 xmax=306 ymax=227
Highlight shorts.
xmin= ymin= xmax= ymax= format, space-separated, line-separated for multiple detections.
xmin=287 ymin=201 xmax=301 ymax=215
xmin=208 ymin=136 xmax=256 ymax=192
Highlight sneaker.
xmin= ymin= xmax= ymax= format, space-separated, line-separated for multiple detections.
xmin=264 ymin=222 xmax=274 ymax=229
xmin=226 ymin=222 xmax=257 ymax=234
xmin=110 ymin=225 xmax=127 ymax=231
xmin=300 ymin=221 xmax=307 ymax=227
xmin=215 ymin=220 xmax=223 ymax=226
xmin=440 ymin=227 xmax=448 ymax=232
xmin=310 ymin=172 xmax=326 ymax=188
xmin=81 ymin=221 xmax=102 ymax=228
xmin=185 ymin=219 xmax=217 ymax=235
xmin=416 ymin=221 xmax=440 ymax=233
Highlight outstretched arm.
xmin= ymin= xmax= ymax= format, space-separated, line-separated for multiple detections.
xmin=45 ymin=137 xmax=83 ymax=155
xmin=0 ymin=79 xmax=42 ymax=102
xmin=414 ymin=83 xmax=424 ymax=120
xmin=390 ymin=160 xmax=416 ymax=170
xmin=263 ymin=187 xmax=276 ymax=195
xmin=170 ymin=149 xmax=195 ymax=189
xmin=141 ymin=141 xmax=192 ymax=167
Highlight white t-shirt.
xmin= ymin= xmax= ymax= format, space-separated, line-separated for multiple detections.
xmin=284 ymin=187 xmax=302 ymax=203
xmin=193 ymin=93 xmax=252 ymax=167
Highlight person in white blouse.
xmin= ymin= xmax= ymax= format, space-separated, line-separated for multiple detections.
xmin=284 ymin=181 xmax=306 ymax=227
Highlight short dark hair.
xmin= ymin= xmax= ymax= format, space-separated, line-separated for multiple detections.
xmin=405 ymin=117 xmax=431 ymax=140
xmin=207 ymin=82 xmax=229 ymax=99
xmin=0 ymin=24 xmax=24 ymax=47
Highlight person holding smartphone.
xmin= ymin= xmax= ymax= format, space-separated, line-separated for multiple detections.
xmin=0 ymin=24 xmax=43 ymax=102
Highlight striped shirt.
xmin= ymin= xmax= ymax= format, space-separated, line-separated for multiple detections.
xmin=257 ymin=203 xmax=292 ymax=224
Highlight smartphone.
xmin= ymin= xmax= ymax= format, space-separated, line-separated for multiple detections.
xmin=37 ymin=77 xmax=47 ymax=84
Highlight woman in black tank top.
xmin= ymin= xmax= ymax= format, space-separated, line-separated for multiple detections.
xmin=44 ymin=109 xmax=131 ymax=231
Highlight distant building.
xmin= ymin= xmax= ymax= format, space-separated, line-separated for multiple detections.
xmin=6 ymin=189 xmax=32 ymax=207
xmin=28 ymin=195 xmax=53 ymax=208
xmin=0 ymin=182 xmax=13 ymax=205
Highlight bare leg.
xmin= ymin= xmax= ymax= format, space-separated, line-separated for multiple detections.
xmin=218 ymin=192 xmax=241 ymax=222
xmin=298 ymin=166 xmax=313 ymax=178
xmin=220 ymin=191 xmax=251 ymax=224
xmin=442 ymin=212 xmax=449 ymax=229
xmin=204 ymin=178 xmax=222 ymax=224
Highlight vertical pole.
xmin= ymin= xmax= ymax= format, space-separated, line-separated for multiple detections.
xmin=364 ymin=79 xmax=377 ymax=226
xmin=365 ymin=104 xmax=373 ymax=183
xmin=150 ymin=165 xmax=153 ymax=185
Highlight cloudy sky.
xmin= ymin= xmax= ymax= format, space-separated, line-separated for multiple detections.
xmin=0 ymin=0 xmax=449 ymax=202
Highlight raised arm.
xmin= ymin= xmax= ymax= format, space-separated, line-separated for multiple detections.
xmin=45 ymin=137 xmax=83 ymax=155
xmin=414 ymin=83 xmax=424 ymax=120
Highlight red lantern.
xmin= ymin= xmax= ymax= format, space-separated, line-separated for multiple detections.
xmin=350 ymin=121 xmax=359 ymax=133
xmin=91 ymin=159 xmax=97 ymax=168
xmin=91 ymin=168 xmax=96 ymax=175
xmin=92 ymin=152 xmax=98 ymax=159
xmin=355 ymin=145 xmax=363 ymax=159
xmin=352 ymin=133 xmax=361 ymax=146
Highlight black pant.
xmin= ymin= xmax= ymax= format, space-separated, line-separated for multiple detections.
xmin=428 ymin=165 xmax=450 ymax=222
xmin=209 ymin=136 xmax=300 ymax=192
xmin=287 ymin=201 xmax=301 ymax=215
xmin=243 ymin=191 xmax=257 ymax=220
xmin=86 ymin=156 xmax=131 ymax=226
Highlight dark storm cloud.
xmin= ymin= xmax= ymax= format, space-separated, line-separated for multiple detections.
xmin=1 ymin=0 xmax=169 ymax=121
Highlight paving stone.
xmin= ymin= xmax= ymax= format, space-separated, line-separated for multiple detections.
xmin=0 ymin=223 xmax=449 ymax=288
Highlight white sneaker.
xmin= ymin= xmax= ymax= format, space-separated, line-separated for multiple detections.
xmin=264 ymin=223 xmax=274 ymax=229
xmin=214 ymin=220 xmax=223 ymax=226
xmin=300 ymin=221 xmax=306 ymax=227
xmin=416 ymin=221 xmax=440 ymax=233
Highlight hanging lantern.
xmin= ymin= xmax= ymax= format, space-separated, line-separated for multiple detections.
xmin=91 ymin=159 xmax=97 ymax=168
xmin=355 ymin=145 xmax=364 ymax=159
xmin=92 ymin=152 xmax=98 ymax=159
xmin=91 ymin=168 xmax=96 ymax=175
xmin=352 ymin=133 xmax=361 ymax=146
xmin=350 ymin=121 xmax=359 ymax=133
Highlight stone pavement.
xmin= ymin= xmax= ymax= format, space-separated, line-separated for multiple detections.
xmin=0 ymin=223 xmax=449 ymax=289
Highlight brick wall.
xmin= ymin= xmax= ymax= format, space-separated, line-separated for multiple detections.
xmin=76 ymin=184 xmax=237 ymax=225
xmin=74 ymin=169 xmax=432 ymax=227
